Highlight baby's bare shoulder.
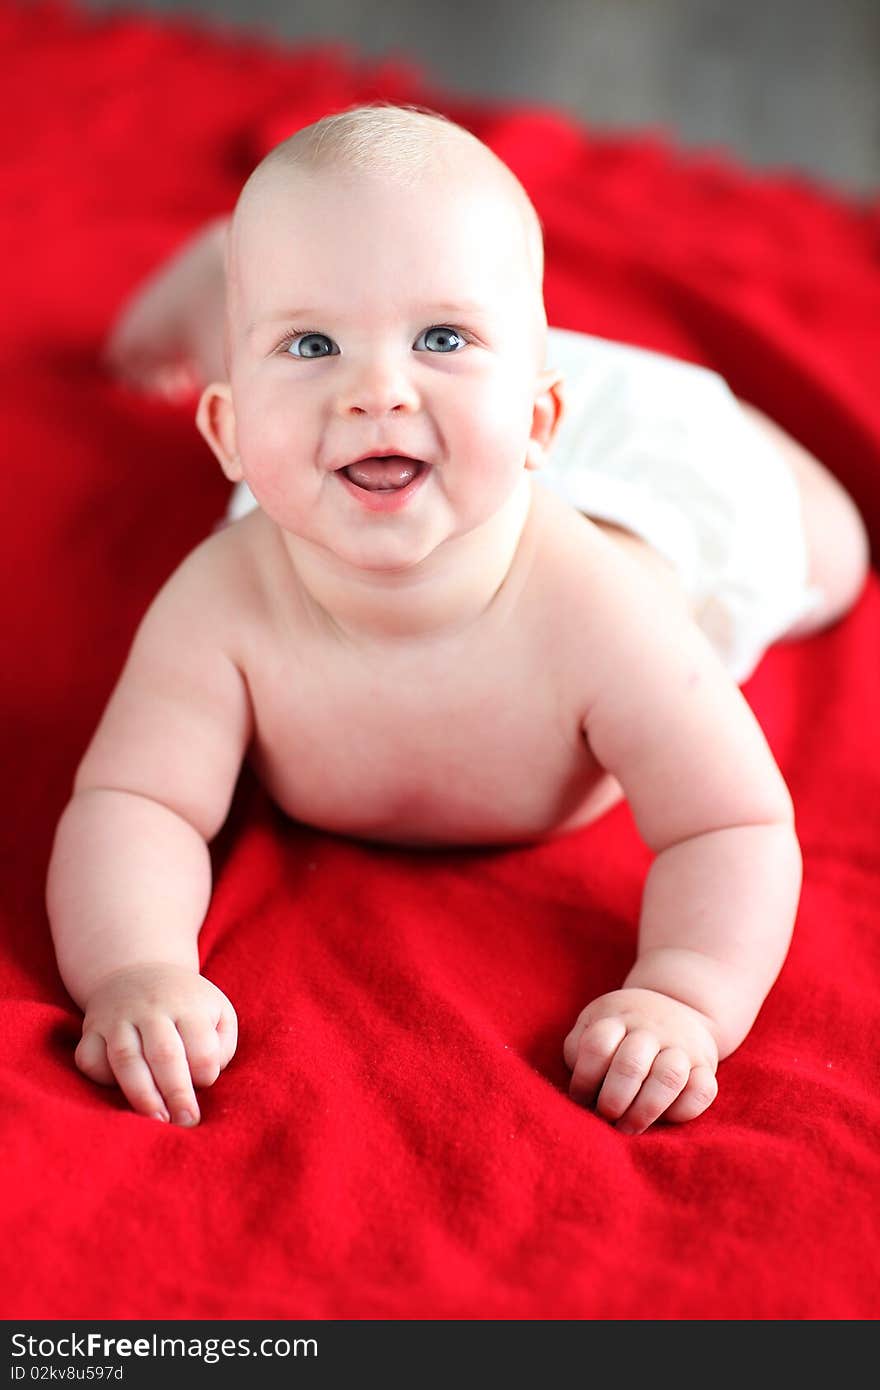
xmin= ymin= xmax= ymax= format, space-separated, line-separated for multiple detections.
xmin=149 ymin=511 xmax=269 ymax=641
xmin=529 ymin=494 xmax=793 ymax=848
xmin=526 ymin=488 xmax=667 ymax=644
xmin=526 ymin=488 xmax=711 ymax=710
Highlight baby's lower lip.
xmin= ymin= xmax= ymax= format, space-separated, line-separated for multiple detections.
xmin=335 ymin=459 xmax=431 ymax=513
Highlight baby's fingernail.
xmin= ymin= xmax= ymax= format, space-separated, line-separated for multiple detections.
xmin=175 ymin=1109 xmax=198 ymax=1127
xmin=153 ymin=1109 xmax=170 ymax=1124
xmin=616 ymin=1122 xmax=637 ymax=1136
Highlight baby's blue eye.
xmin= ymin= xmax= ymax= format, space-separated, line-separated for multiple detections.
xmin=285 ymin=332 xmax=339 ymax=358
xmin=414 ymin=326 xmax=466 ymax=354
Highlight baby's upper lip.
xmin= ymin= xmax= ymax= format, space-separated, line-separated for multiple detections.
xmin=335 ymin=448 xmax=428 ymax=471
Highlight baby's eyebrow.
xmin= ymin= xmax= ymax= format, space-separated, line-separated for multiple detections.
xmin=421 ymin=301 xmax=493 ymax=321
xmin=247 ymin=310 xmax=317 ymax=338
xmin=247 ymin=301 xmax=493 ymax=337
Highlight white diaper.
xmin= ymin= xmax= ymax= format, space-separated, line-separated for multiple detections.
xmin=541 ymin=328 xmax=822 ymax=681
xmin=224 ymin=326 xmax=823 ymax=684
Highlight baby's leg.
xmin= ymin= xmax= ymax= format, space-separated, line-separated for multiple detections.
xmin=738 ymin=403 xmax=872 ymax=638
xmin=103 ymin=216 xmax=229 ymax=400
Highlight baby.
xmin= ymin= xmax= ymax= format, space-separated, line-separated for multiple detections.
xmin=47 ymin=104 xmax=870 ymax=1135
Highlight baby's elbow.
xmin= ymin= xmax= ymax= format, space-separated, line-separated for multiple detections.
xmin=727 ymin=730 xmax=797 ymax=835
xmin=758 ymin=770 xmax=796 ymax=830
xmin=70 ymin=766 xmax=229 ymax=845
xmin=727 ymin=779 xmax=798 ymax=849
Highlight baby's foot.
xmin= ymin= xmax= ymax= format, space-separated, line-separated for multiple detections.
xmin=102 ymin=216 xmax=229 ymax=401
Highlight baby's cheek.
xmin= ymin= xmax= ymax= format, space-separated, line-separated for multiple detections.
xmin=236 ymin=404 xmax=308 ymax=506
xmin=237 ymin=398 xmax=293 ymax=466
xmin=472 ymin=388 xmax=534 ymax=476
xmin=488 ymin=368 xmax=534 ymax=431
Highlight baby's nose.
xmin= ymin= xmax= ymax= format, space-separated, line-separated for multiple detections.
xmin=336 ymin=356 xmax=420 ymax=417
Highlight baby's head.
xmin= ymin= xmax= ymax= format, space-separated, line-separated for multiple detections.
xmin=198 ymin=104 xmax=564 ymax=571
xmin=225 ymin=104 xmax=548 ymax=370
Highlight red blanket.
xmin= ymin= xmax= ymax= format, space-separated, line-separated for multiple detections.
xmin=3 ymin=1 xmax=879 ymax=1321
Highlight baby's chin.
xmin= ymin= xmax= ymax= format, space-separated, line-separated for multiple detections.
xmin=317 ymin=531 xmax=449 ymax=576
xmin=264 ymin=510 xmax=449 ymax=575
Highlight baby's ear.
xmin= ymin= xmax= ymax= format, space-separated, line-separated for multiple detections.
xmin=196 ymin=382 xmax=241 ymax=482
xmin=525 ymin=368 xmax=565 ymax=471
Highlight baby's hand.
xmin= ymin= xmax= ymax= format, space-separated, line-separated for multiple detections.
xmin=563 ymin=988 xmax=719 ymax=1135
xmin=75 ymin=964 xmax=237 ymax=1127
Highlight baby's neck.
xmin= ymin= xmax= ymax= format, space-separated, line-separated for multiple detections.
xmin=275 ymin=474 xmax=535 ymax=649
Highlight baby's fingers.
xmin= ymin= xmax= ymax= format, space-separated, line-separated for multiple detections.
xmin=175 ymin=1014 xmax=222 ymax=1088
xmin=138 ymin=1017 xmax=200 ymax=1127
xmin=101 ymin=1022 xmax=173 ymax=1123
xmin=595 ymin=1029 xmax=662 ymax=1123
xmin=216 ymin=1000 xmax=238 ymax=1070
xmin=80 ymin=1023 xmax=170 ymax=1121
xmin=615 ymin=1046 xmax=691 ymax=1135
xmin=75 ymin=1029 xmax=116 ymax=1087
xmin=663 ymin=1065 xmax=718 ymax=1124
xmin=175 ymin=995 xmax=238 ymax=1086
xmin=566 ymin=1016 xmax=627 ymax=1105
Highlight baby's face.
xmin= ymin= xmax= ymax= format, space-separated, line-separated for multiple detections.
xmin=219 ymin=162 xmax=557 ymax=572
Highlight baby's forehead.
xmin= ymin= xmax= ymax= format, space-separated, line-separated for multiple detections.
xmin=222 ymin=137 xmax=544 ymax=353
xmin=239 ymin=151 xmax=526 ymax=244
xmin=226 ymin=139 xmax=546 ymax=343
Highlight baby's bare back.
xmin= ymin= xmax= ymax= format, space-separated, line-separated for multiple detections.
xmin=221 ymin=484 xmax=634 ymax=846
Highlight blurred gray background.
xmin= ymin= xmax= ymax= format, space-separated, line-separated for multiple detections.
xmin=82 ymin=0 xmax=879 ymax=194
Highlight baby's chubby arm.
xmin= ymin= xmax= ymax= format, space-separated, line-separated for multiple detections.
xmin=566 ymin=536 xmax=802 ymax=1134
xmin=46 ymin=541 xmax=253 ymax=1125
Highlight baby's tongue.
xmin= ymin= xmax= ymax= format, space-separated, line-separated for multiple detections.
xmin=344 ymin=456 xmax=418 ymax=491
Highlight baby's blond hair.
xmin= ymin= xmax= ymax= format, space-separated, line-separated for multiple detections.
xmin=237 ymin=102 xmax=544 ymax=283
xmin=273 ymin=103 xmax=466 ymax=181
xmin=224 ymin=103 xmax=547 ymax=371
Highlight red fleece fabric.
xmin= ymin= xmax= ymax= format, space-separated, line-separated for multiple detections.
xmin=2 ymin=1 xmax=879 ymax=1321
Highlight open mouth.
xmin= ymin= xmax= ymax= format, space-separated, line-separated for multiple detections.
xmin=338 ymin=455 xmax=427 ymax=493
